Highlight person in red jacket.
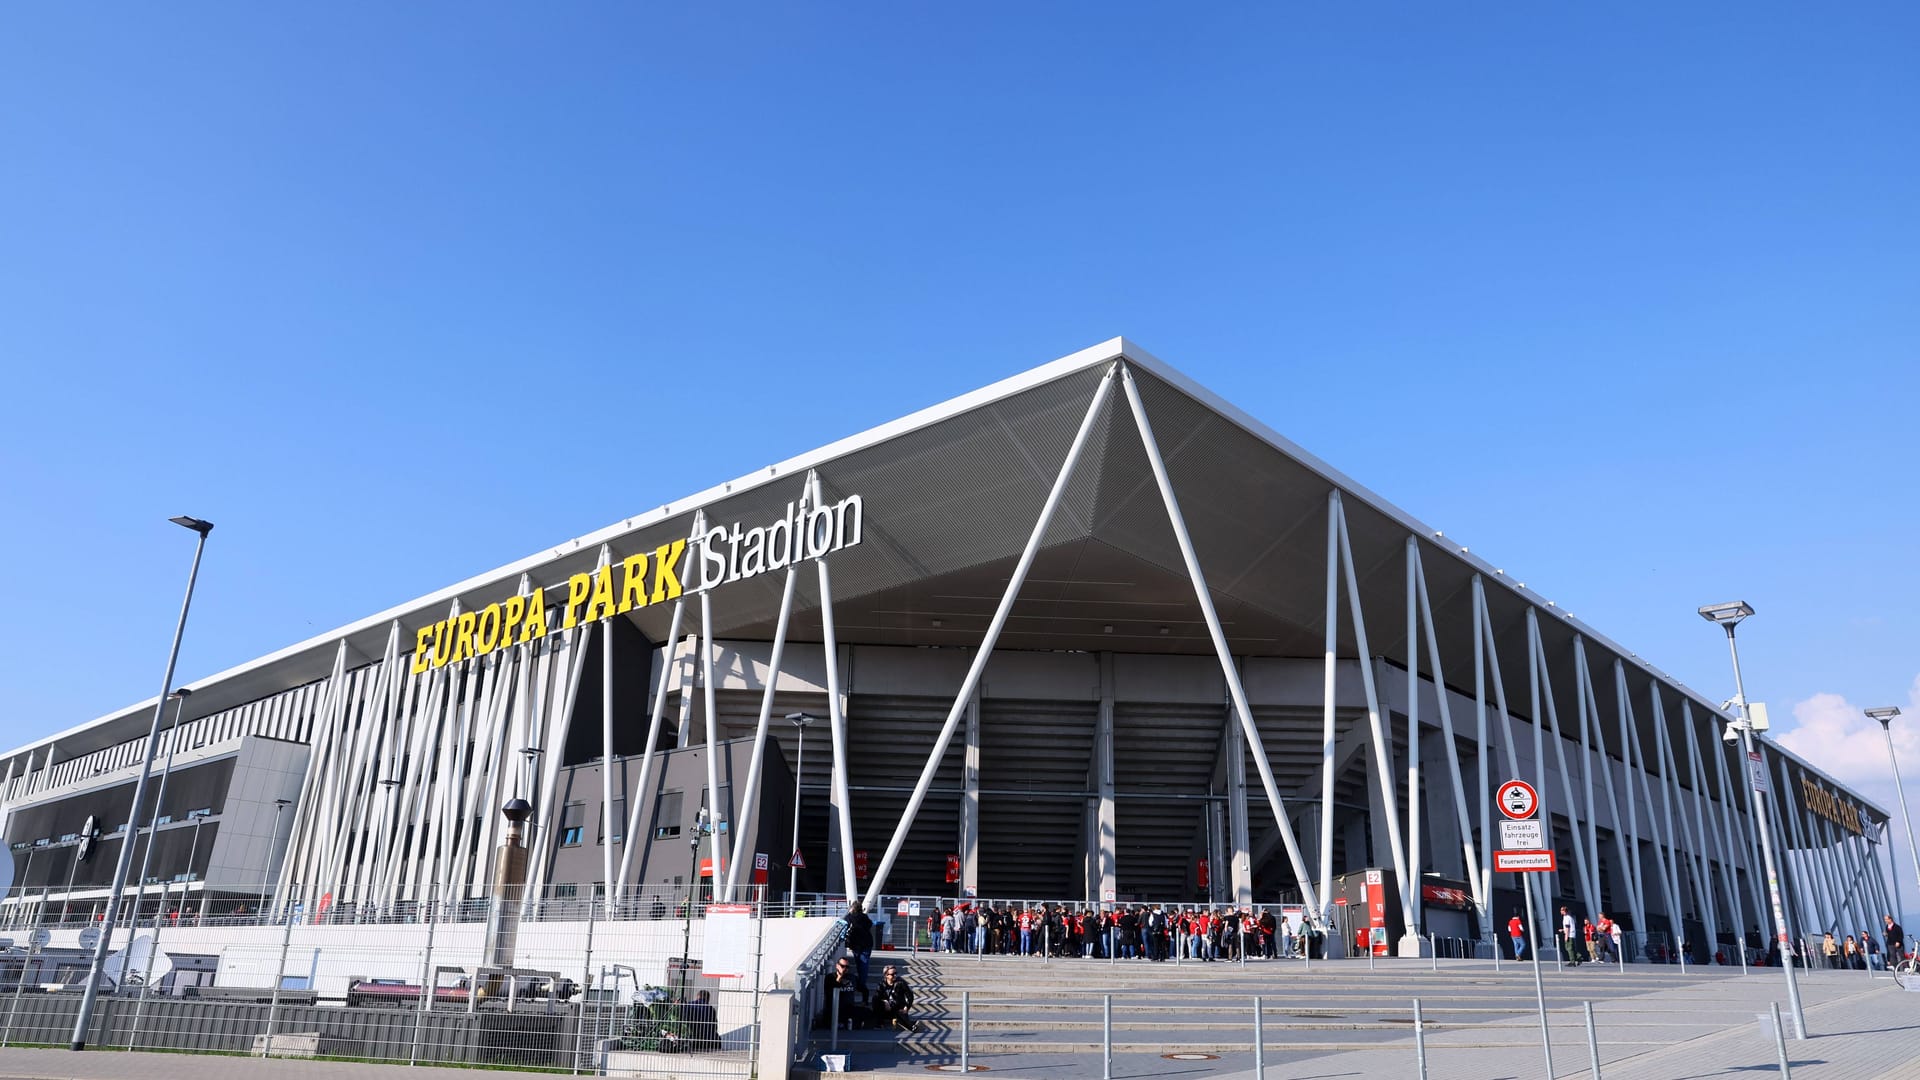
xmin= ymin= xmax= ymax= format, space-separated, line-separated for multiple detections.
xmin=1508 ymin=912 xmax=1527 ymax=959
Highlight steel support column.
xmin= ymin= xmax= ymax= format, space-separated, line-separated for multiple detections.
xmin=859 ymin=365 xmax=1116 ymax=905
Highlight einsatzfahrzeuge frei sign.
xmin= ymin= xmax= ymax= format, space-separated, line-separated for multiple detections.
xmin=410 ymin=494 xmax=864 ymax=674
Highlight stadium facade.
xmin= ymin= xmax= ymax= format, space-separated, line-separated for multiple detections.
xmin=0 ymin=339 xmax=1898 ymax=957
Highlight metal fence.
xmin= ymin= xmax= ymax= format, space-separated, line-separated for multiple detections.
xmin=0 ymin=883 xmax=799 ymax=1080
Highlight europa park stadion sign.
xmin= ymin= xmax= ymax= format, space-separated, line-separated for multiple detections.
xmin=410 ymin=494 xmax=866 ymax=675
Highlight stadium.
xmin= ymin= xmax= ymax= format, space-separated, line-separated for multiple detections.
xmin=0 ymin=337 xmax=1896 ymax=970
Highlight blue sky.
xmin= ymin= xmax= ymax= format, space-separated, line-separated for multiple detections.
xmin=2 ymin=5 xmax=1916 ymax=902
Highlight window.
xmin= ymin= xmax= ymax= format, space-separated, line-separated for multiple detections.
xmin=59 ymin=833 xmax=78 ymax=843
xmin=187 ymin=808 xmax=213 ymax=820
xmin=654 ymin=791 xmax=683 ymax=840
xmin=154 ymin=815 xmax=173 ymax=827
xmin=561 ymin=802 xmax=586 ymax=847
xmin=599 ymin=800 xmax=625 ymax=844
xmin=553 ymin=884 xmax=578 ymax=899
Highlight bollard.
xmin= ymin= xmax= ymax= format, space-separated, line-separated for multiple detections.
xmin=961 ymin=990 xmax=970 ymax=1073
xmin=1770 ymin=1001 xmax=1791 ymax=1078
xmin=1584 ymin=1000 xmax=1601 ymax=1078
xmin=1431 ymin=934 xmax=1438 ymax=972
xmin=1253 ymin=995 xmax=1264 ymax=1079
xmin=1103 ymin=994 xmax=1113 ymax=1080
xmin=1045 ymin=922 xmax=1051 ymax=965
xmin=1412 ymin=998 xmax=1428 ymax=1080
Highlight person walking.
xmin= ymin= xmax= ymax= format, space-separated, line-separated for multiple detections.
xmin=1508 ymin=912 xmax=1527 ymax=959
xmin=846 ymin=902 xmax=876 ymax=992
xmin=1886 ymin=914 xmax=1906 ymax=964
xmin=1560 ymin=907 xmax=1581 ymax=965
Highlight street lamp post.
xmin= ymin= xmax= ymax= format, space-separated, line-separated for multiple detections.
xmin=681 ymin=807 xmax=710 ymax=1000
xmin=72 ymin=514 xmax=212 ymax=1052
xmin=375 ymin=779 xmax=401 ymax=920
xmin=131 ymin=689 xmax=194 ymax=928
xmin=785 ymin=713 xmax=817 ymax=902
xmin=518 ymin=748 xmax=543 ymax=915
xmin=261 ymin=799 xmax=291 ymax=917
xmin=185 ymin=812 xmax=208 ymax=923
xmin=1699 ymin=600 xmax=1806 ymax=1039
xmin=1866 ymin=707 xmax=1920 ymax=911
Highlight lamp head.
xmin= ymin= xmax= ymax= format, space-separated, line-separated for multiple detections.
xmin=168 ymin=515 xmax=214 ymax=536
xmin=786 ymin=712 xmax=818 ymax=728
xmin=501 ymin=798 xmax=533 ymax=824
xmin=1867 ymin=706 xmax=1902 ymax=728
xmin=1697 ymin=601 xmax=1754 ymax=627
xmin=168 ymin=687 xmax=192 ymax=701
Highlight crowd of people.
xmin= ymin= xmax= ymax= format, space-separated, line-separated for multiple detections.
xmin=1502 ymin=906 xmax=1910 ymax=970
xmin=925 ymin=901 xmax=1324 ymax=961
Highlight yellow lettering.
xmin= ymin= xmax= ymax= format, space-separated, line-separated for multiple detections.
xmin=618 ymin=552 xmax=650 ymax=612
xmin=476 ymin=603 xmax=502 ymax=655
xmin=432 ymin=619 xmax=452 ymax=669
xmin=502 ymin=595 xmax=526 ymax=645
xmin=650 ymin=539 xmax=687 ymax=604
xmin=563 ymin=573 xmax=591 ymax=629
xmin=584 ymin=564 xmax=617 ymax=622
xmin=412 ymin=625 xmax=435 ymax=675
xmin=453 ymin=612 xmax=477 ymax=663
xmin=521 ymin=588 xmax=548 ymax=642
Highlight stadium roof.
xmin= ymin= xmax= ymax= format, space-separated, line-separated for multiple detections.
xmin=10 ymin=338 xmax=1885 ymax=820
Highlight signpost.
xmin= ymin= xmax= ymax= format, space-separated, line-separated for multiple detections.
xmin=1496 ymin=779 xmax=1554 ymax=1080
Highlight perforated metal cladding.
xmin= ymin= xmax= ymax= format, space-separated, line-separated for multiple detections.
xmin=1092 ymin=369 xmax=1351 ymax=655
xmin=675 ymin=364 xmax=1113 ymax=639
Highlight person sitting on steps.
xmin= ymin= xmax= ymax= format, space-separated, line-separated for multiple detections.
xmin=870 ymin=965 xmax=918 ymax=1033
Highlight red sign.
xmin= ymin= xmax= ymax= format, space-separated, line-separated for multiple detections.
xmin=1366 ymin=880 xmax=1388 ymax=955
xmin=789 ymin=848 xmax=805 ymax=868
xmin=854 ymin=850 xmax=869 ymax=879
xmin=698 ymin=857 xmax=715 ymax=877
xmin=752 ymin=852 xmax=769 ymax=885
xmin=1196 ymin=858 xmax=1210 ymax=890
xmin=1497 ymin=780 xmax=1539 ymax=820
xmin=945 ymin=854 xmax=961 ymax=884
xmin=1420 ymin=884 xmax=1473 ymax=910
xmin=1494 ymin=849 xmax=1556 ymax=872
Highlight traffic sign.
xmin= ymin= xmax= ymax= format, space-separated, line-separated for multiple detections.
xmin=1494 ymin=850 xmax=1557 ymax=872
xmin=77 ymin=926 xmax=101 ymax=951
xmin=788 ymin=849 xmax=805 ymax=869
xmin=1497 ymin=780 xmax=1538 ymax=820
xmin=1747 ymin=751 xmax=1770 ymax=793
xmin=1499 ymin=819 xmax=1545 ymax=850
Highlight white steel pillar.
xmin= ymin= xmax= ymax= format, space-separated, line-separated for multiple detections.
xmin=1679 ymin=704 xmax=1723 ymax=950
xmin=960 ymin=685 xmax=982 ymax=899
xmin=1405 ymin=540 xmax=1422 ymax=936
xmin=616 ymin=600 xmax=687 ymax=892
xmin=1121 ymin=365 xmax=1323 ymax=916
xmin=699 ymin=587 xmax=726 ymax=893
xmin=597 ymin=545 xmax=617 ymax=913
xmin=859 ymin=365 xmax=1115 ymax=905
xmin=724 ymin=565 xmax=799 ymax=900
xmin=1625 ymin=682 xmax=1685 ymax=959
xmin=1226 ymin=681 xmax=1253 ymax=906
xmin=1095 ymin=654 xmax=1117 ymax=904
xmin=1705 ymin=724 xmax=1750 ymax=948
xmin=1319 ymin=493 xmax=1339 ymax=917
xmin=1529 ymin=614 xmax=1596 ymax=915
xmin=809 ymin=472 xmax=858 ymax=902
xmin=1609 ymin=662 xmax=1648 ymax=933
xmin=1410 ymin=545 xmax=1485 ymax=918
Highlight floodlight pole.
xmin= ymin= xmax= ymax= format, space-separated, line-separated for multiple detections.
xmin=1869 ymin=709 xmax=1920 ymax=904
xmin=1710 ymin=612 xmax=1805 ymax=1039
xmin=72 ymin=516 xmax=212 ymax=1051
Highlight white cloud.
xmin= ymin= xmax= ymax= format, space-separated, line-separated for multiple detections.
xmin=1774 ymin=674 xmax=1920 ymax=787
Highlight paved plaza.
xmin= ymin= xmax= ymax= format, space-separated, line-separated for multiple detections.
xmin=0 ymin=954 xmax=1914 ymax=1079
